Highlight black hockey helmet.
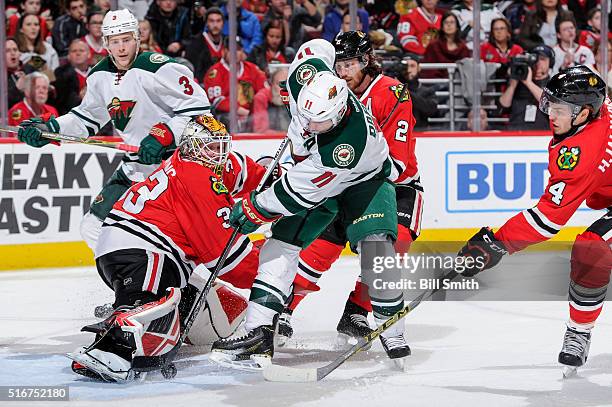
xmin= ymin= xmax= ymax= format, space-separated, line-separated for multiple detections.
xmin=539 ymin=65 xmax=606 ymax=120
xmin=333 ymin=30 xmax=372 ymax=61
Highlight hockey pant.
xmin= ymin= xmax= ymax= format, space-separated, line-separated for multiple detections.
xmin=290 ymin=183 xmax=424 ymax=313
xmin=567 ymin=208 xmax=612 ymax=331
xmin=245 ymin=177 xmax=402 ymax=331
xmin=81 ymin=157 xmax=158 ymax=250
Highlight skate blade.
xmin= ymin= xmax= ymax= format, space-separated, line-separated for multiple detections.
xmin=275 ymin=334 xmax=289 ymax=348
xmin=335 ymin=333 xmax=372 ymax=351
xmin=391 ymin=357 xmax=410 ymax=372
xmin=66 ymin=350 xmax=135 ymax=383
xmin=562 ymin=365 xmax=578 ymax=379
xmin=209 ymin=351 xmax=271 ymax=372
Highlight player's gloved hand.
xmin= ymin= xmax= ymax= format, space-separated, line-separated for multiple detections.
xmin=138 ymin=122 xmax=176 ymax=165
xmin=279 ymin=80 xmax=290 ymax=107
xmin=256 ymin=156 xmax=283 ymax=190
xmin=457 ymin=227 xmax=508 ymax=277
xmin=17 ymin=116 xmax=60 ymax=148
xmin=229 ymin=192 xmax=281 ymax=234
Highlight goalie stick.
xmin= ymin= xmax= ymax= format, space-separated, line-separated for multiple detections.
xmin=0 ymin=125 xmax=139 ymax=152
xmin=263 ymin=267 xmax=459 ymax=382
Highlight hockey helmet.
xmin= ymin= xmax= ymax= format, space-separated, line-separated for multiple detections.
xmin=180 ymin=115 xmax=231 ymax=168
xmin=296 ymin=71 xmax=349 ymax=134
xmin=539 ymin=65 xmax=606 ymax=121
xmin=102 ymin=9 xmax=140 ymax=54
xmin=334 ymin=30 xmax=372 ymax=62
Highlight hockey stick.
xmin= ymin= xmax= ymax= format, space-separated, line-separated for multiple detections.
xmin=0 ymin=125 xmax=139 ymax=153
xmin=378 ymin=82 xmax=410 ymax=129
xmin=263 ymin=267 xmax=459 ymax=382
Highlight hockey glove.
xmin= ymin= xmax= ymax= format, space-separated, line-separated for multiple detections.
xmin=255 ymin=156 xmax=283 ymax=190
xmin=230 ymin=192 xmax=281 ymax=234
xmin=457 ymin=227 xmax=508 ymax=277
xmin=17 ymin=116 xmax=60 ymax=148
xmin=138 ymin=122 xmax=176 ymax=165
xmin=279 ymin=80 xmax=290 ymax=107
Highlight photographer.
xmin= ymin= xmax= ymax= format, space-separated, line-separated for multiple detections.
xmin=499 ymin=45 xmax=553 ymax=130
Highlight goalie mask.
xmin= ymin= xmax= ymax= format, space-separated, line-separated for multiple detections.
xmin=180 ymin=115 xmax=231 ymax=168
xmin=102 ymin=9 xmax=140 ymax=68
xmin=296 ymin=71 xmax=349 ymax=134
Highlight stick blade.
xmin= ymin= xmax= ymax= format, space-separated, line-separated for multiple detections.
xmin=263 ymin=363 xmax=319 ymax=382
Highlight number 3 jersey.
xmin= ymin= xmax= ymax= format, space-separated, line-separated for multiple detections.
xmin=55 ymin=52 xmax=211 ymax=147
xmin=495 ymin=99 xmax=612 ymax=253
xmin=95 ymin=151 xmax=265 ymax=288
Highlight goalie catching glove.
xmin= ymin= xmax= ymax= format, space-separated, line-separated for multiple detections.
xmin=17 ymin=116 xmax=60 ymax=148
xmin=457 ymin=227 xmax=508 ymax=277
xmin=229 ymin=191 xmax=281 ymax=234
xmin=139 ymin=122 xmax=176 ymax=164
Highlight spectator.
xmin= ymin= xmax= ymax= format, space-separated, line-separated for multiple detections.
xmin=552 ymin=12 xmax=594 ymax=74
xmin=203 ymin=36 xmax=267 ymax=131
xmin=421 ymin=12 xmax=471 ymax=79
xmin=220 ymin=0 xmax=263 ymax=54
xmin=52 ymin=39 xmax=90 ymax=115
xmin=466 ymin=107 xmax=489 ymax=131
xmin=340 ymin=11 xmax=363 ymax=33
xmin=243 ymin=0 xmax=268 ymax=16
xmin=252 ymin=67 xmax=291 ymax=133
xmin=504 ymin=0 xmax=536 ymax=39
xmin=188 ymin=1 xmax=207 ymax=35
xmin=6 ymin=38 xmax=26 ymax=109
xmin=261 ymin=0 xmax=291 ymax=47
xmin=145 ymin=0 xmax=191 ymax=56
xmin=566 ymin=0 xmax=597 ymax=29
xmin=8 ymin=71 xmax=58 ymax=126
xmin=51 ymin=0 xmax=87 ymax=58
xmin=400 ymin=55 xmax=438 ymax=131
xmin=183 ymin=6 xmax=225 ymax=82
xmin=286 ymin=0 xmax=321 ymax=50
xmin=16 ymin=13 xmax=59 ymax=76
xmin=452 ymin=0 xmax=504 ymax=50
xmin=139 ymin=19 xmax=163 ymax=54
xmin=518 ymin=0 xmax=564 ymax=50
xmin=81 ymin=11 xmax=107 ymax=66
xmin=396 ymin=0 xmax=442 ymax=56
xmin=591 ymin=39 xmax=612 ymax=94
xmin=118 ymin=0 xmax=152 ymax=20
xmin=481 ymin=17 xmax=524 ymax=64
xmin=322 ymin=0 xmax=369 ymax=42
xmin=248 ymin=19 xmax=294 ymax=74
xmin=92 ymin=0 xmax=112 ymax=14
xmin=578 ymin=7 xmax=611 ymax=51
xmin=498 ymin=44 xmax=553 ymax=130
xmin=365 ymin=1 xmax=399 ymax=31
xmin=7 ymin=0 xmax=50 ymax=41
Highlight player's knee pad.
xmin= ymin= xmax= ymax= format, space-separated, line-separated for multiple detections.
xmin=570 ymin=231 xmax=612 ymax=288
xmin=80 ymin=212 xmax=102 ymax=251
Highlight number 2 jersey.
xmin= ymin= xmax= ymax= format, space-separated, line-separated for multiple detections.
xmin=495 ymin=99 xmax=612 ymax=253
xmin=95 ymin=151 xmax=265 ymax=289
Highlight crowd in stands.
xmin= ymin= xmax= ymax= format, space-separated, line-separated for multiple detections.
xmin=3 ymin=0 xmax=612 ymax=132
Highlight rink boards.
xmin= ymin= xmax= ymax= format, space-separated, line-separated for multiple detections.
xmin=0 ymin=131 xmax=603 ymax=270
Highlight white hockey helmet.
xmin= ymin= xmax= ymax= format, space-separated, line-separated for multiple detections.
xmin=102 ymin=9 xmax=140 ymax=51
xmin=296 ymin=71 xmax=349 ymax=134
xmin=179 ymin=115 xmax=232 ymax=168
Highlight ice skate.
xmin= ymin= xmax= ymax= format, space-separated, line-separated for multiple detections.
xmin=559 ymin=326 xmax=591 ymax=378
xmin=336 ymin=300 xmax=373 ymax=350
xmin=274 ymin=308 xmax=293 ymax=347
xmin=209 ymin=325 xmax=274 ymax=371
xmin=380 ymin=333 xmax=411 ymax=371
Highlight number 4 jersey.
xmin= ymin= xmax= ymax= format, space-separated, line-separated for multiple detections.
xmin=495 ymin=99 xmax=612 ymax=253
xmin=95 ymin=151 xmax=265 ymax=289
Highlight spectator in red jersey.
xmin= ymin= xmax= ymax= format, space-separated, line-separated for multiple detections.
xmin=139 ymin=19 xmax=163 ymax=54
xmin=421 ymin=12 xmax=470 ymax=79
xmin=52 ymin=39 xmax=90 ymax=115
xmin=252 ymin=67 xmax=292 ymax=133
xmin=7 ymin=0 xmax=50 ymax=41
xmin=578 ymin=7 xmax=612 ymax=52
xmin=8 ymin=71 xmax=58 ymax=126
xmin=183 ymin=7 xmax=225 ymax=83
xmin=15 ymin=13 xmax=59 ymax=77
xmin=482 ymin=18 xmax=524 ymax=64
xmin=81 ymin=11 xmax=107 ymax=66
xmin=203 ymin=36 xmax=268 ymax=131
xmin=6 ymin=38 xmax=26 ymax=110
xmin=248 ymin=19 xmax=294 ymax=74
xmin=396 ymin=0 xmax=442 ymax=56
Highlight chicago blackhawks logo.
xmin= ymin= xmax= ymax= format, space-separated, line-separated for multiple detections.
xmin=332 ymin=143 xmax=355 ymax=167
xmin=107 ymin=97 xmax=136 ymax=131
xmin=389 ymin=84 xmax=410 ymax=103
xmin=557 ymin=146 xmax=580 ymax=171
xmin=296 ymin=64 xmax=317 ymax=85
xmin=210 ymin=176 xmax=229 ymax=195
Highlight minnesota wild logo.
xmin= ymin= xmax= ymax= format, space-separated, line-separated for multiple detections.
xmin=389 ymin=84 xmax=410 ymax=102
xmin=107 ymin=97 xmax=136 ymax=131
xmin=210 ymin=176 xmax=229 ymax=195
xmin=557 ymin=146 xmax=580 ymax=171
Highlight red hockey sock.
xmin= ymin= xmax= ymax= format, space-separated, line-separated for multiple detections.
xmin=348 ymin=280 xmax=372 ymax=312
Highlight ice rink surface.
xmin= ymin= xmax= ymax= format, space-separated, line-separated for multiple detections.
xmin=1 ymin=256 xmax=612 ymax=407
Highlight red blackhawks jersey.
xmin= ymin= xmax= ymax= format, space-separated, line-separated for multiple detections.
xmin=203 ymin=60 xmax=267 ymax=112
xmin=495 ymin=99 xmax=612 ymax=253
xmin=481 ymin=42 xmax=524 ymax=64
xmin=95 ymin=150 xmax=265 ymax=289
xmin=359 ymin=74 xmax=419 ymax=184
xmin=397 ymin=7 xmax=442 ymax=55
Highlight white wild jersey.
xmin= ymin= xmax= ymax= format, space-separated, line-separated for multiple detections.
xmin=56 ymin=52 xmax=211 ymax=147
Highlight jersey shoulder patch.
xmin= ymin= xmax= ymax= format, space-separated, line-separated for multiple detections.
xmin=88 ymin=56 xmax=115 ymax=76
xmin=132 ymin=52 xmax=177 ymax=74
xmin=389 ymin=84 xmax=411 ymax=102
